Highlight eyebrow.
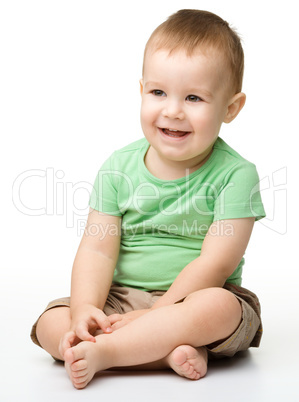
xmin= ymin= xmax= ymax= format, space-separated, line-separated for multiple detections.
xmin=144 ymin=81 xmax=162 ymax=90
xmin=193 ymin=88 xmax=213 ymax=99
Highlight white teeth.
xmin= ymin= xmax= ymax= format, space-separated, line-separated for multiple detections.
xmin=168 ymin=129 xmax=178 ymax=132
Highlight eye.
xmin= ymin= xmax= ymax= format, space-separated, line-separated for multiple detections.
xmin=152 ymin=90 xmax=166 ymax=97
xmin=186 ymin=95 xmax=202 ymax=102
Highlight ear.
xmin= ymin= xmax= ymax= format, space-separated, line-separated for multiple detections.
xmin=139 ymin=79 xmax=144 ymax=95
xmin=224 ymin=92 xmax=246 ymax=123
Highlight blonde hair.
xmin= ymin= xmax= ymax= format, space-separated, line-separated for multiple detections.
xmin=143 ymin=9 xmax=244 ymax=94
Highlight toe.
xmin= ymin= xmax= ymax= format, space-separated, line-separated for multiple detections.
xmin=64 ymin=348 xmax=76 ymax=364
xmin=72 ymin=368 xmax=88 ymax=378
xmin=192 ymin=371 xmax=200 ymax=380
xmin=167 ymin=345 xmax=208 ymax=381
xmin=73 ymin=379 xmax=88 ymax=389
xmin=72 ymin=374 xmax=91 ymax=389
xmin=72 ymin=359 xmax=88 ymax=372
xmin=182 ymin=362 xmax=196 ymax=378
xmin=186 ymin=365 xmax=194 ymax=376
xmin=73 ymin=374 xmax=88 ymax=384
xmin=64 ymin=343 xmax=85 ymax=364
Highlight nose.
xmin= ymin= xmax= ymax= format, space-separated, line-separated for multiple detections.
xmin=162 ymin=99 xmax=185 ymax=120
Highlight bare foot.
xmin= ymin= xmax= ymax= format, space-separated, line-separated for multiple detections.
xmin=63 ymin=339 xmax=208 ymax=388
xmin=166 ymin=345 xmax=208 ymax=380
xmin=64 ymin=339 xmax=109 ymax=389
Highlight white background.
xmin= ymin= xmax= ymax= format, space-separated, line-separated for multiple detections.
xmin=1 ymin=0 xmax=298 ymax=401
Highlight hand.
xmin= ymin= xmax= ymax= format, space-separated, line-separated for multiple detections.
xmin=59 ymin=330 xmax=81 ymax=359
xmin=59 ymin=304 xmax=112 ymax=357
xmin=108 ymin=309 xmax=149 ymax=330
xmin=71 ymin=303 xmax=113 ymax=340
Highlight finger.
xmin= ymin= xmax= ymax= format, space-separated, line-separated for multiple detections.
xmin=63 ymin=331 xmax=76 ymax=348
xmin=75 ymin=322 xmax=96 ymax=342
xmin=59 ymin=331 xmax=76 ymax=357
xmin=107 ymin=314 xmax=122 ymax=325
xmin=111 ymin=320 xmax=126 ymax=330
xmin=93 ymin=311 xmax=113 ymax=333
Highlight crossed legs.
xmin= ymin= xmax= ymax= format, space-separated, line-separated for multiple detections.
xmin=36 ymin=287 xmax=242 ymax=389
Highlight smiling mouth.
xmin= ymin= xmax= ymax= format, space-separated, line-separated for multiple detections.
xmin=161 ymin=128 xmax=191 ymax=138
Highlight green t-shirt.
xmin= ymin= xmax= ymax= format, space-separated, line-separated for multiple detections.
xmin=89 ymin=137 xmax=265 ymax=291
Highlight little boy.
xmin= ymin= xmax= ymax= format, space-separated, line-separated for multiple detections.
xmin=31 ymin=9 xmax=265 ymax=389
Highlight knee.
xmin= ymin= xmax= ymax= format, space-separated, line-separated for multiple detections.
xmin=34 ymin=307 xmax=71 ymax=361
xmin=184 ymin=287 xmax=242 ymax=323
xmin=182 ymin=288 xmax=242 ymax=344
xmin=36 ymin=307 xmax=71 ymax=346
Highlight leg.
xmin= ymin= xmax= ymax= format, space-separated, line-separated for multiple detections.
xmin=36 ymin=307 xmax=71 ymax=360
xmin=36 ymin=304 xmax=208 ymax=381
xmin=35 ymin=303 xmax=204 ymax=378
xmin=112 ymin=345 xmax=208 ymax=381
xmin=65 ymin=288 xmax=242 ymax=388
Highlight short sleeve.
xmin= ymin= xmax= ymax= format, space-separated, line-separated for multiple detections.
xmin=213 ymin=162 xmax=266 ymax=222
xmin=89 ymin=154 xmax=123 ymax=216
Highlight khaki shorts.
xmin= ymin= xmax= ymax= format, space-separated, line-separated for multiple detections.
xmin=31 ymin=283 xmax=262 ymax=360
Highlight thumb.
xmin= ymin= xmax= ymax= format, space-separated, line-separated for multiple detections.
xmin=59 ymin=331 xmax=76 ymax=358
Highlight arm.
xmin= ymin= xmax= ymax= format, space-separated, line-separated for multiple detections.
xmin=63 ymin=208 xmax=121 ymax=346
xmin=70 ymin=208 xmax=121 ymax=311
xmin=151 ymin=217 xmax=255 ymax=309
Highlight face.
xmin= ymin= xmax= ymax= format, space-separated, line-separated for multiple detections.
xmin=140 ymin=49 xmax=243 ymax=175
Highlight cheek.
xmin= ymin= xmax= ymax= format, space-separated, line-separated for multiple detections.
xmin=192 ymin=108 xmax=223 ymax=133
xmin=192 ymin=112 xmax=213 ymax=131
xmin=140 ymin=102 xmax=147 ymax=124
xmin=140 ymin=107 xmax=149 ymax=132
xmin=140 ymin=103 xmax=154 ymax=137
xmin=141 ymin=101 xmax=157 ymax=125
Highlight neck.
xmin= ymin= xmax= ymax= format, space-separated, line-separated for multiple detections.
xmin=144 ymin=146 xmax=213 ymax=181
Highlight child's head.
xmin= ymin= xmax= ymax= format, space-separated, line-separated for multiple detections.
xmin=140 ymin=9 xmax=246 ymax=175
xmin=143 ymin=9 xmax=244 ymax=96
